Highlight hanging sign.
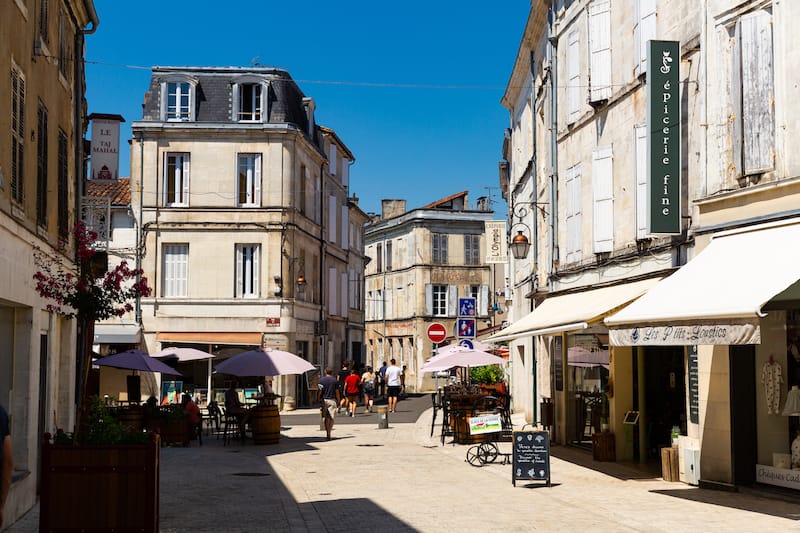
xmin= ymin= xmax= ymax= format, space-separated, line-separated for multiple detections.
xmin=485 ymin=221 xmax=508 ymax=264
xmin=646 ymin=41 xmax=681 ymax=234
xmin=89 ymin=114 xmax=124 ymax=180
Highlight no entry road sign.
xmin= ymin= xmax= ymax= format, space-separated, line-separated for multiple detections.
xmin=427 ymin=323 xmax=447 ymax=344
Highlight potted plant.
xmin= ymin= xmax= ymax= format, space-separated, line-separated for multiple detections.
xmin=40 ymin=397 xmax=159 ymax=532
xmin=149 ymin=405 xmax=191 ymax=447
xmin=470 ymin=365 xmax=507 ymax=395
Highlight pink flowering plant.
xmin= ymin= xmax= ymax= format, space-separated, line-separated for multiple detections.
xmin=33 ymin=221 xmax=151 ymax=320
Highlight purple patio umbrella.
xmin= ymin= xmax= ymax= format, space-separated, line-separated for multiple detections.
xmin=152 ymin=347 xmax=215 ymax=362
xmin=94 ymin=349 xmax=182 ymax=375
xmin=214 ymin=348 xmax=315 ymax=377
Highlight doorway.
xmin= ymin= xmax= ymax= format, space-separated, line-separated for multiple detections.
xmin=642 ymin=346 xmax=686 ymax=460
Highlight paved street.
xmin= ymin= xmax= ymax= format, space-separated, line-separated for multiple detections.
xmin=7 ymin=394 xmax=800 ymax=532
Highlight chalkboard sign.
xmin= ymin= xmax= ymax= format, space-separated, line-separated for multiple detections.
xmin=512 ymin=430 xmax=550 ymax=486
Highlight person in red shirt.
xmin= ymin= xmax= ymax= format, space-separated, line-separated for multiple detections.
xmin=344 ymin=368 xmax=362 ymax=417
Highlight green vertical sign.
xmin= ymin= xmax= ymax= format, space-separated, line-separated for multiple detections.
xmin=646 ymin=40 xmax=681 ymax=234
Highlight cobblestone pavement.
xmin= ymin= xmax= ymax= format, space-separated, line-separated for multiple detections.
xmin=6 ymin=394 xmax=800 ymax=532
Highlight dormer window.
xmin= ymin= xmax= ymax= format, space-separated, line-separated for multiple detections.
xmin=160 ymin=77 xmax=196 ymax=121
xmin=232 ymin=79 xmax=267 ymax=122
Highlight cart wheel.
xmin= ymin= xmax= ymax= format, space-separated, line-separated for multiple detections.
xmin=466 ymin=446 xmax=485 ymax=467
xmin=478 ymin=442 xmax=499 ymax=464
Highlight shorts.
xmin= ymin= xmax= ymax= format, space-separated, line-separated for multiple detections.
xmin=322 ymin=398 xmax=337 ymax=419
xmin=346 ymin=393 xmax=360 ymax=402
xmin=387 ymin=386 xmax=401 ymax=398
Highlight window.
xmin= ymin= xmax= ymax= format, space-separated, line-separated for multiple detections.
xmin=58 ymin=9 xmax=70 ymax=80
xmin=328 ymin=195 xmax=337 ymax=245
xmin=464 ymin=234 xmax=480 ymax=265
xmin=162 ymin=244 xmax=188 ymax=297
xmin=432 ymin=233 xmax=448 ymax=264
xmin=588 ymin=0 xmax=611 ymax=103
xmin=163 ymin=81 xmax=193 ymax=121
xmin=57 ymin=130 xmax=68 ymax=239
xmin=235 ymin=244 xmax=259 ymax=298
xmin=163 ymin=153 xmax=189 ymax=206
xmin=11 ymin=65 xmax=25 ymax=204
xmin=329 ymin=144 xmax=337 ymax=176
xmin=386 ymin=240 xmax=393 ymax=271
xmin=376 ymin=243 xmax=383 ymax=272
xmin=299 ymin=164 xmax=307 ymax=215
xmin=38 ymin=0 xmax=49 ymax=45
xmin=36 ymin=101 xmax=48 ymax=227
xmin=730 ymin=9 xmax=774 ymax=176
xmin=565 ymin=163 xmax=582 ymax=263
xmin=237 ymin=83 xmax=263 ymax=121
xmin=634 ymin=0 xmax=656 ymax=77
xmin=634 ymin=125 xmax=648 ymax=239
xmin=432 ymin=285 xmax=447 ymax=317
xmin=592 ymin=146 xmax=613 ymax=253
xmin=237 ymin=153 xmax=261 ymax=207
xmin=567 ymin=29 xmax=581 ymax=124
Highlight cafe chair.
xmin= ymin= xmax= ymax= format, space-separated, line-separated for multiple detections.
xmin=440 ymin=395 xmax=455 ymax=446
xmin=430 ymin=392 xmax=442 ymax=437
xmin=221 ymin=408 xmax=240 ymax=446
xmin=203 ymin=401 xmax=221 ymax=436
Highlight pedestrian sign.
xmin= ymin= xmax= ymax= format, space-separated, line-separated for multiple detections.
xmin=458 ymin=297 xmax=477 ymax=317
xmin=457 ymin=318 xmax=476 ymax=338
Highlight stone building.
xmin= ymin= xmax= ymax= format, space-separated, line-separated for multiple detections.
xmin=364 ymin=192 xmax=504 ymax=392
xmin=130 ymin=66 xmax=364 ymax=408
xmin=0 ymin=0 xmax=98 ymax=524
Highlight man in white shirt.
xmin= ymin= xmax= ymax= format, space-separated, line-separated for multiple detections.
xmin=384 ymin=358 xmax=403 ymax=413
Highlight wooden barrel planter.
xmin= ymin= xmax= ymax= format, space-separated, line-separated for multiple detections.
xmin=114 ymin=406 xmax=145 ymax=432
xmin=250 ymin=405 xmax=280 ymax=444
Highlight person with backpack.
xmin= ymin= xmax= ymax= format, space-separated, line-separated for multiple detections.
xmin=361 ymin=366 xmax=376 ymax=413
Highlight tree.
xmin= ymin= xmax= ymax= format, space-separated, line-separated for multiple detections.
xmin=33 ymin=221 xmax=151 ymax=431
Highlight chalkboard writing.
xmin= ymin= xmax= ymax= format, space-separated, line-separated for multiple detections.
xmin=688 ymin=345 xmax=699 ymax=424
xmin=512 ymin=430 xmax=550 ymax=486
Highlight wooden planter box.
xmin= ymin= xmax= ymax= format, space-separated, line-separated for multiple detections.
xmin=156 ymin=417 xmax=190 ymax=447
xmin=40 ymin=432 xmax=160 ymax=533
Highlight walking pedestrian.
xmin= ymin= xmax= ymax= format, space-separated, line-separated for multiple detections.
xmin=337 ymin=361 xmax=350 ymax=414
xmin=1 ymin=403 xmax=12 ymax=528
xmin=378 ymin=361 xmax=388 ymax=398
xmin=361 ymin=366 xmax=376 ymax=413
xmin=344 ymin=368 xmax=361 ymax=417
xmin=385 ymin=358 xmax=402 ymax=413
xmin=318 ymin=367 xmax=340 ymax=440
xmin=400 ymin=365 xmax=407 ymax=398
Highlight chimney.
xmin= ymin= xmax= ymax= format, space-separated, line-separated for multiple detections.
xmin=381 ymin=199 xmax=406 ymax=220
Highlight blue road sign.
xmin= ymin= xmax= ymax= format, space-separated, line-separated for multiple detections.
xmin=457 ymin=318 xmax=476 ymax=338
xmin=458 ymin=297 xmax=477 ymax=317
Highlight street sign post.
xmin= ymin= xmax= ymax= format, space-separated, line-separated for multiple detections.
xmin=427 ymin=323 xmax=447 ymax=344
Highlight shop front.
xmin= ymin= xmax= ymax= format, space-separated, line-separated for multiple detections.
xmin=606 ymin=219 xmax=800 ymax=489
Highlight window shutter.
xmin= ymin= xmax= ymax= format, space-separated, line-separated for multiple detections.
xmin=328 ymin=196 xmax=337 ymax=244
xmin=441 ymin=235 xmax=448 ymax=263
xmin=589 ymin=0 xmax=612 ymax=102
xmin=182 ymin=156 xmax=190 ymax=205
xmin=341 ymin=272 xmax=349 ymax=315
xmin=235 ymin=246 xmax=244 ymax=297
xmin=740 ymin=11 xmax=774 ymax=174
xmin=592 ymin=146 xmax=614 ymax=253
xmin=425 ymin=284 xmax=433 ymax=315
xmin=408 ymin=233 xmax=415 ymax=265
xmin=385 ymin=288 xmax=392 ymax=319
xmin=252 ymin=246 xmax=260 ymax=297
xmin=328 ymin=267 xmax=337 ymax=315
xmin=253 ymin=154 xmax=262 ymax=206
xmin=479 ymin=285 xmax=489 ymax=316
xmin=341 ymin=205 xmax=348 ymax=249
xmin=341 ymin=161 xmax=349 ymax=187
xmin=634 ymin=125 xmax=649 ymax=239
xmin=567 ymin=29 xmax=581 ymax=123
xmin=566 ymin=165 xmax=582 ymax=263
xmin=329 ymin=145 xmax=337 ymax=176
xmin=447 ymin=285 xmax=457 ymax=317
xmin=634 ymin=0 xmax=657 ymax=77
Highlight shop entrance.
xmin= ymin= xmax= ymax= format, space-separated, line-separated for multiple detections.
xmin=642 ymin=346 xmax=686 ymax=461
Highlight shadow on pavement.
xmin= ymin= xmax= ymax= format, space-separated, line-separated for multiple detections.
xmin=549 ymin=444 xmax=661 ymax=481
xmin=651 ymin=488 xmax=800 ymax=520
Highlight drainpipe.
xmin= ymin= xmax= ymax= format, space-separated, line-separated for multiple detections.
xmin=548 ymin=3 xmax=559 ymax=291
xmin=529 ymin=49 xmax=539 ymax=427
xmin=136 ymin=133 xmax=144 ymax=324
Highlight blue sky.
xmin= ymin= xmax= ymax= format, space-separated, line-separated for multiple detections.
xmin=85 ymin=1 xmax=529 ymax=215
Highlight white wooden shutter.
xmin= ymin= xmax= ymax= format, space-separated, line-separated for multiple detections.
xmin=253 ymin=154 xmax=262 ymax=206
xmin=341 ymin=205 xmax=348 ymax=249
xmin=181 ymin=156 xmax=190 ymax=205
xmin=447 ymin=285 xmax=458 ymax=317
xmin=479 ymin=285 xmax=489 ymax=316
xmin=589 ymin=0 xmax=612 ymax=102
xmin=592 ymin=146 xmax=614 ymax=253
xmin=566 ymin=164 xmax=582 ymax=263
xmin=329 ymin=144 xmax=337 ymax=176
xmin=252 ymin=246 xmax=260 ymax=297
xmin=328 ymin=196 xmax=337 ymax=244
xmin=328 ymin=267 xmax=337 ymax=315
xmin=740 ymin=11 xmax=774 ymax=174
xmin=235 ymin=245 xmax=244 ymax=297
xmin=635 ymin=0 xmax=656 ymax=77
xmin=634 ymin=125 xmax=649 ymax=239
xmin=425 ymin=284 xmax=433 ymax=315
xmin=567 ymin=29 xmax=581 ymax=124
xmin=341 ymin=160 xmax=349 ymax=187
xmin=730 ymin=21 xmax=743 ymax=179
xmin=341 ymin=272 xmax=348 ymax=315
xmin=408 ymin=233 xmax=415 ymax=265
xmin=385 ymin=288 xmax=392 ymax=319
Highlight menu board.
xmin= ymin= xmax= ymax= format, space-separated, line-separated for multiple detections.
xmin=512 ymin=430 xmax=551 ymax=486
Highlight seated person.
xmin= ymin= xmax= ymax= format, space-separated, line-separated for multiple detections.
xmin=224 ymin=383 xmax=250 ymax=438
xmin=181 ymin=394 xmax=202 ymax=439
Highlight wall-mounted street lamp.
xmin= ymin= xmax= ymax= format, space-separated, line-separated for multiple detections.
xmin=508 ymin=201 xmax=548 ymax=260
xmin=296 ymin=274 xmax=307 ymax=292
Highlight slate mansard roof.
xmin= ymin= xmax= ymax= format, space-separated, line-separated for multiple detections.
xmin=140 ymin=66 xmax=311 ymax=131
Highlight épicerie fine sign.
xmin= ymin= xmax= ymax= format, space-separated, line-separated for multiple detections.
xmin=646 ymin=41 xmax=681 ymax=234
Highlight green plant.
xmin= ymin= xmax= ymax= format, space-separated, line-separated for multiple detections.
xmin=56 ymin=396 xmax=149 ymax=445
xmin=470 ymin=365 xmax=505 ymax=384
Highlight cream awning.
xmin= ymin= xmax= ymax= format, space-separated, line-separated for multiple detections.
xmin=606 ymin=220 xmax=800 ymax=346
xmin=93 ymin=323 xmax=141 ymax=344
xmin=487 ymin=277 xmax=662 ymax=342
